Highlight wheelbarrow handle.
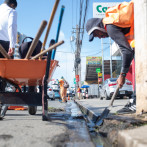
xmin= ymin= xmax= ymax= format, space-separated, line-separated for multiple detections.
xmin=0 ymin=44 xmax=11 ymax=59
xmin=31 ymin=40 xmax=64 ymax=59
xmin=25 ymin=20 xmax=47 ymax=59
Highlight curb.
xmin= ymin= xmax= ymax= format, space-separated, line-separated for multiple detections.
xmin=75 ymin=100 xmax=98 ymax=123
xmin=75 ymin=100 xmax=147 ymax=147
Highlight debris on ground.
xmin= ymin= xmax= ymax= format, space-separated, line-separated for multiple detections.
xmin=48 ymin=107 xmax=65 ymax=112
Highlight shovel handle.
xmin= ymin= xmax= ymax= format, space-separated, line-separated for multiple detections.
xmin=109 ymin=85 xmax=119 ymax=107
xmin=42 ymin=0 xmax=60 ymax=49
xmin=0 ymin=44 xmax=11 ymax=59
xmin=31 ymin=40 xmax=64 ymax=59
xmin=25 ymin=20 xmax=47 ymax=59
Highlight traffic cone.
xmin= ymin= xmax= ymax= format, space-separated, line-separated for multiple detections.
xmin=68 ymin=95 xmax=70 ymax=100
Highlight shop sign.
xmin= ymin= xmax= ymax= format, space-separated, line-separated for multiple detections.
xmin=96 ymin=68 xmax=101 ymax=73
xmin=93 ymin=2 xmax=120 ymax=18
xmin=86 ymin=57 xmax=102 ymax=65
xmin=98 ymin=73 xmax=102 ymax=77
xmin=75 ymin=75 xmax=79 ymax=82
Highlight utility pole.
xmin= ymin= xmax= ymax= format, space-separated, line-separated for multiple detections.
xmin=134 ymin=0 xmax=147 ymax=114
xmin=73 ymin=25 xmax=82 ymax=98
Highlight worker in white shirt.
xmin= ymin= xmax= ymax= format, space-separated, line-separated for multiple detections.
xmin=0 ymin=0 xmax=17 ymax=92
xmin=0 ymin=0 xmax=17 ymax=58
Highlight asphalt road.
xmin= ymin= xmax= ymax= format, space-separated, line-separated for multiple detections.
xmin=0 ymin=100 xmax=94 ymax=147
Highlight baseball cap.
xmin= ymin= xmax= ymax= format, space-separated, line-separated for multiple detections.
xmin=86 ymin=18 xmax=107 ymax=42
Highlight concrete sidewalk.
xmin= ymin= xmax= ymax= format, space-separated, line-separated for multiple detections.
xmin=75 ymin=98 xmax=128 ymax=122
xmin=75 ymin=98 xmax=147 ymax=147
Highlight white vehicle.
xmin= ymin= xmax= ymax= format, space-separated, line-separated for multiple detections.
xmin=100 ymin=78 xmax=133 ymax=100
xmin=47 ymin=87 xmax=55 ymax=100
xmin=88 ymin=84 xmax=99 ymax=98
xmin=66 ymin=88 xmax=73 ymax=97
xmin=51 ymin=84 xmax=59 ymax=90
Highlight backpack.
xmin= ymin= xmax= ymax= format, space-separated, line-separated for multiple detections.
xmin=19 ymin=37 xmax=42 ymax=59
xmin=63 ymin=80 xmax=69 ymax=88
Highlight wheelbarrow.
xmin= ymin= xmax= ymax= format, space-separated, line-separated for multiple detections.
xmin=0 ymin=0 xmax=64 ymax=120
xmin=0 ymin=35 xmax=64 ymax=118
xmin=0 ymin=38 xmax=64 ymax=120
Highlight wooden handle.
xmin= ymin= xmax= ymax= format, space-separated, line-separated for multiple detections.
xmin=109 ymin=85 xmax=119 ymax=107
xmin=41 ymin=0 xmax=60 ymax=50
xmin=25 ymin=20 xmax=47 ymax=59
xmin=0 ymin=44 xmax=11 ymax=59
xmin=31 ymin=40 xmax=64 ymax=59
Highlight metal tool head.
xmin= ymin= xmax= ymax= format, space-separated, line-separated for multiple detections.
xmin=95 ymin=108 xmax=110 ymax=126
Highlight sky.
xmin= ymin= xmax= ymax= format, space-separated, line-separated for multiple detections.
xmin=0 ymin=0 xmax=130 ymax=87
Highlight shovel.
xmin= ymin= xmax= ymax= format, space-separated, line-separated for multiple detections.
xmin=95 ymin=85 xmax=119 ymax=126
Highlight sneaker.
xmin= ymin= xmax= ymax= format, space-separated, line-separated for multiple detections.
xmin=117 ymin=102 xmax=136 ymax=114
xmin=59 ymin=99 xmax=62 ymax=103
xmin=124 ymin=102 xmax=132 ymax=108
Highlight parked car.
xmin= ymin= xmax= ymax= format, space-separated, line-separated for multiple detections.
xmin=100 ymin=78 xmax=133 ymax=100
xmin=67 ymin=89 xmax=73 ymax=97
xmin=88 ymin=84 xmax=99 ymax=98
xmin=47 ymin=87 xmax=55 ymax=100
xmin=53 ymin=89 xmax=60 ymax=99
xmin=72 ymin=90 xmax=75 ymax=97
xmin=51 ymin=84 xmax=60 ymax=90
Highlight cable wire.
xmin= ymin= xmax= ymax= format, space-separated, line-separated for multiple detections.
xmin=81 ymin=0 xmax=89 ymax=43
xmin=81 ymin=46 xmax=110 ymax=57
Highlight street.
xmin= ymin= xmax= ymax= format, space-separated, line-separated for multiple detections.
xmin=0 ymin=0 xmax=147 ymax=147
xmin=0 ymin=100 xmax=94 ymax=147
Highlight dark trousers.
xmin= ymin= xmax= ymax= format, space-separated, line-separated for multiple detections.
xmin=0 ymin=40 xmax=10 ymax=91
xmin=0 ymin=40 xmax=9 ymax=58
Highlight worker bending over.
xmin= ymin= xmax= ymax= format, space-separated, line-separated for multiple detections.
xmin=86 ymin=0 xmax=136 ymax=114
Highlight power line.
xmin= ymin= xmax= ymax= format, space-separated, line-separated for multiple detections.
xmin=81 ymin=0 xmax=89 ymax=43
xmin=81 ymin=46 xmax=110 ymax=57
xmin=56 ymin=51 xmax=74 ymax=54
xmin=72 ymin=0 xmax=73 ymax=28
xmin=78 ymin=0 xmax=84 ymax=34
xmin=76 ymin=0 xmax=78 ymax=26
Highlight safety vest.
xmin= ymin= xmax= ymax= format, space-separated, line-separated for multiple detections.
xmin=103 ymin=0 xmax=134 ymax=44
xmin=59 ymin=79 xmax=64 ymax=88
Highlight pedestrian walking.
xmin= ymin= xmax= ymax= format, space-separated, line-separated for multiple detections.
xmin=77 ymin=86 xmax=81 ymax=100
xmin=86 ymin=0 xmax=136 ymax=113
xmin=59 ymin=76 xmax=69 ymax=102
xmin=85 ymin=88 xmax=88 ymax=99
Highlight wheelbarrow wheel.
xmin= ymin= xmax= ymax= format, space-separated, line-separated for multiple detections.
xmin=28 ymin=106 xmax=37 ymax=115
xmin=28 ymin=86 xmax=37 ymax=115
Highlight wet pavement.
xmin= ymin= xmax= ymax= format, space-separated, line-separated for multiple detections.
xmin=0 ymin=100 xmax=95 ymax=147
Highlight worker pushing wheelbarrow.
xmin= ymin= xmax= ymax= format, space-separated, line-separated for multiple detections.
xmin=0 ymin=0 xmax=65 ymax=121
